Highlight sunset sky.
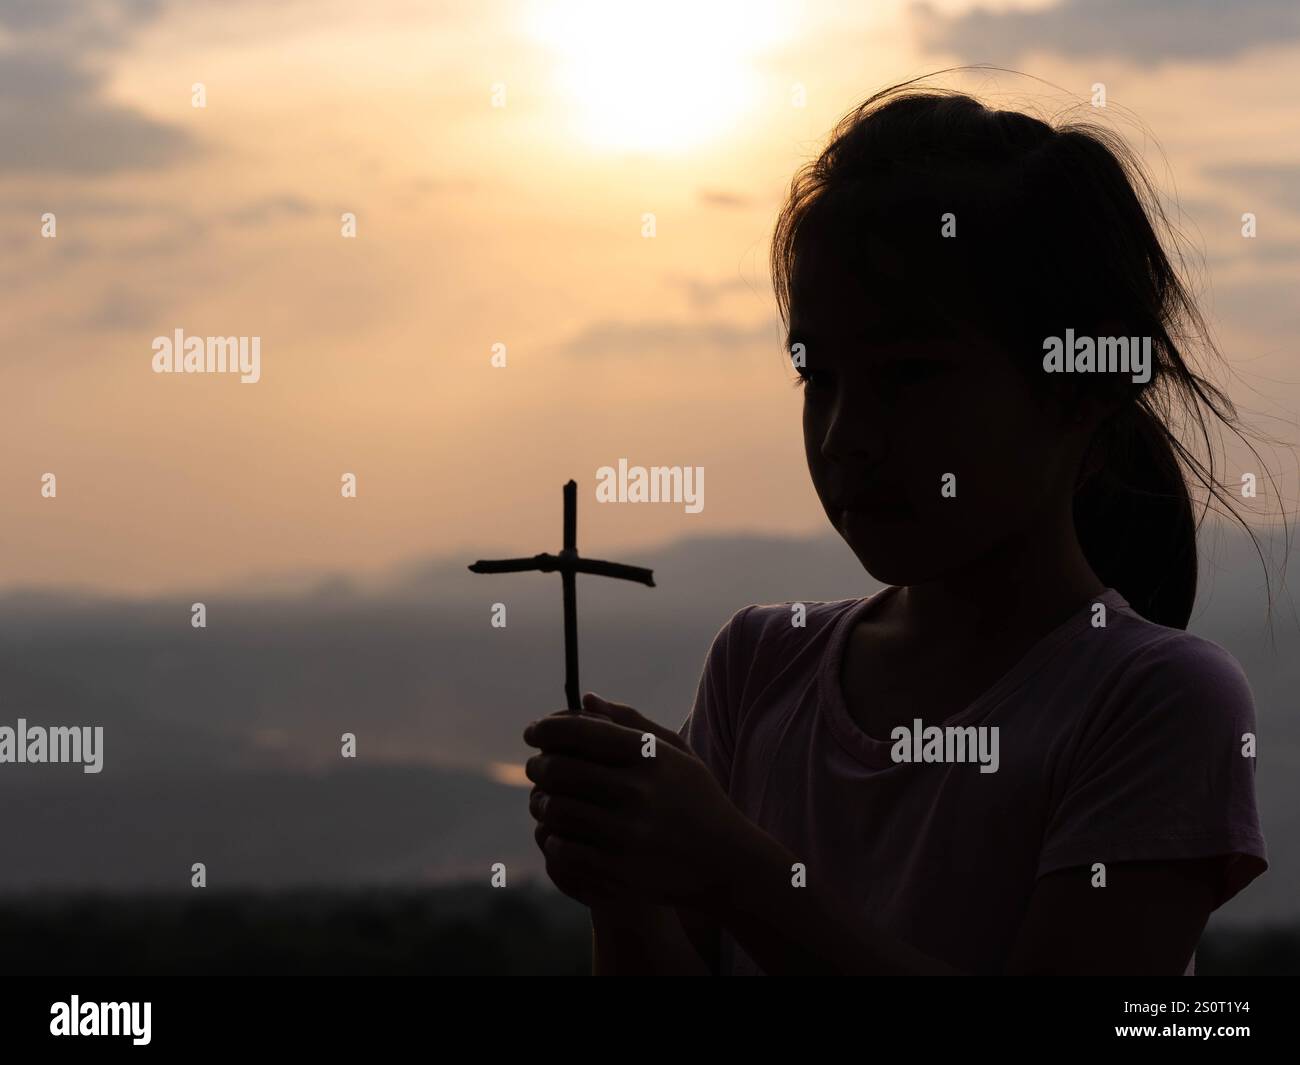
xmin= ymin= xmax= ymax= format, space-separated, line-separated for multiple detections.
xmin=3 ymin=0 xmax=1299 ymax=595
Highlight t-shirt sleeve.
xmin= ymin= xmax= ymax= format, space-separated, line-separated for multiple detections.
xmin=678 ymin=606 xmax=755 ymax=793
xmin=1037 ymin=634 xmax=1268 ymax=910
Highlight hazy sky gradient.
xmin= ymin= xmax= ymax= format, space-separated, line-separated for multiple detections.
xmin=3 ymin=0 xmax=1298 ymax=593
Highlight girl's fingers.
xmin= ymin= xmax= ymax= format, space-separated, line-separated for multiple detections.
xmin=522 ymin=713 xmax=644 ymax=764
xmin=529 ymin=789 xmax=628 ymax=849
xmin=543 ymin=834 xmax=637 ymax=901
xmin=524 ymin=752 xmax=641 ymax=805
xmin=541 ymin=832 xmax=626 ymax=906
xmin=581 ymin=693 xmax=689 ymax=751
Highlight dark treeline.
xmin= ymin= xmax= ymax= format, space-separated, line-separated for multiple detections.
xmin=1 ymin=883 xmax=590 ymax=976
xmin=1 ymin=884 xmax=1295 ymax=975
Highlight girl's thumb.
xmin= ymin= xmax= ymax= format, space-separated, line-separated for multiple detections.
xmin=582 ymin=693 xmax=686 ymax=748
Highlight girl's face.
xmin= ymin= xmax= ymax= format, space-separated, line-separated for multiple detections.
xmin=793 ymin=260 xmax=1084 ymax=586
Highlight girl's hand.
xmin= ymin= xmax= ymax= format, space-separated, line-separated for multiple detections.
xmin=523 ymin=693 xmax=747 ymax=911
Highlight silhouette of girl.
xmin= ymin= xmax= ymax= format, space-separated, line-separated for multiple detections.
xmin=524 ymin=78 xmax=1270 ymax=974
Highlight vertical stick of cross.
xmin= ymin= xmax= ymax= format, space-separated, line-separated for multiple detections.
xmin=468 ymin=480 xmax=655 ymax=711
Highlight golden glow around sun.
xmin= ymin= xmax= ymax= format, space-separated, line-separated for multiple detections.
xmin=526 ymin=0 xmax=793 ymax=153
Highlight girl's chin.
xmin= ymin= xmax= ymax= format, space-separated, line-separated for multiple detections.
xmin=838 ymin=511 xmax=926 ymax=574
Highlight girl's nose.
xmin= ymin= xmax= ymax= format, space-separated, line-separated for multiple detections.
xmin=821 ymin=383 xmax=888 ymax=463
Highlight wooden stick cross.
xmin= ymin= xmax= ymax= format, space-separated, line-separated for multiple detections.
xmin=468 ymin=480 xmax=655 ymax=711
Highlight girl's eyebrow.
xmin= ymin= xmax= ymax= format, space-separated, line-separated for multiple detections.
xmin=784 ymin=327 xmax=876 ymax=349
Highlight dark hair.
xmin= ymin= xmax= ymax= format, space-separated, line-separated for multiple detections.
xmin=771 ymin=75 xmax=1280 ymax=630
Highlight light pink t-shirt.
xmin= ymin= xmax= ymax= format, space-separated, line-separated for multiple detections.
xmin=679 ymin=586 xmax=1268 ymax=975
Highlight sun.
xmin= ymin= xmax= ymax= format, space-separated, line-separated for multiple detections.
xmin=525 ymin=0 xmax=793 ymax=154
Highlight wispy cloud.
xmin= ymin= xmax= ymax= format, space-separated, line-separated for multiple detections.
xmin=670 ymin=274 xmax=761 ymax=310
xmin=557 ymin=317 xmax=776 ymax=359
xmin=697 ymin=188 xmax=753 ymax=209
xmin=911 ymin=0 xmax=1300 ymax=64
xmin=0 ymin=1 xmax=196 ymax=174
xmin=1204 ymin=163 xmax=1300 ymax=217
xmin=79 ymin=284 xmax=161 ymax=331
xmin=223 ymin=195 xmax=319 ymax=227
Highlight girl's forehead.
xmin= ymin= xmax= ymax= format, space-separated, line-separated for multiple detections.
xmin=789 ymin=231 xmax=987 ymax=347
xmin=789 ymin=272 xmax=937 ymax=347
xmin=789 ymin=267 xmax=882 ymax=334
xmin=789 ymin=228 xmax=916 ymax=333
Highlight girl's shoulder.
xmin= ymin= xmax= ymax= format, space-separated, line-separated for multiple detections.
xmin=726 ymin=595 xmax=866 ymax=634
xmin=712 ymin=595 xmax=869 ymax=663
xmin=1104 ymin=601 xmax=1253 ymax=703
xmin=1077 ymin=603 xmax=1258 ymax=741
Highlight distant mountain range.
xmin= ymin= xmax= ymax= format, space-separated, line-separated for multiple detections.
xmin=1 ymin=525 xmax=1295 ymax=934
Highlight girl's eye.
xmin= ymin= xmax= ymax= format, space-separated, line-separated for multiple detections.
xmin=883 ymin=360 xmax=950 ymax=384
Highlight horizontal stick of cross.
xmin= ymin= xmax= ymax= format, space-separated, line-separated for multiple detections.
xmin=468 ymin=480 xmax=655 ymax=712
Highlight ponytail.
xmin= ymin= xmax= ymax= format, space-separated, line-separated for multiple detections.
xmin=1074 ymin=405 xmax=1197 ymax=629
